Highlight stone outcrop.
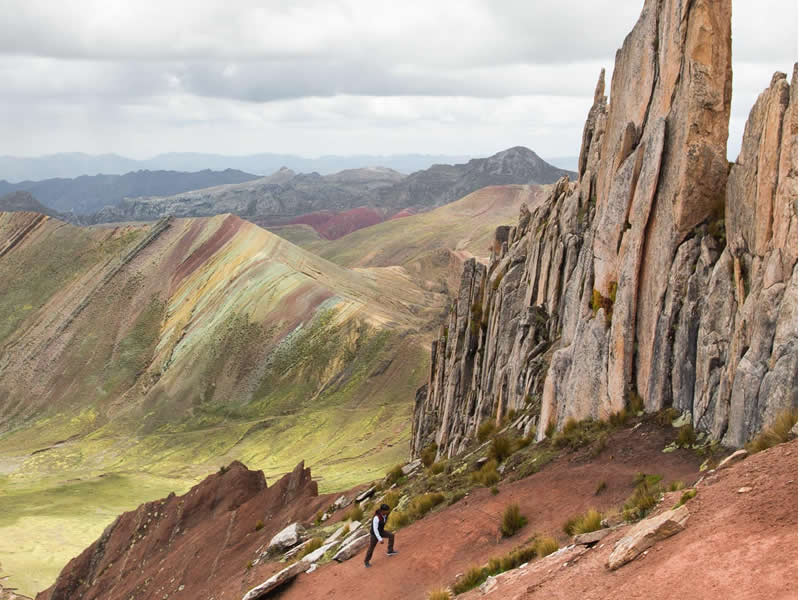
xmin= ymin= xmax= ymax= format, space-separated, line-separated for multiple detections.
xmin=412 ymin=0 xmax=797 ymax=458
xmin=333 ymin=534 xmax=370 ymax=562
xmin=37 ymin=461 xmax=325 ymax=600
xmin=607 ymin=505 xmax=690 ymax=569
xmin=268 ymin=523 xmax=306 ymax=552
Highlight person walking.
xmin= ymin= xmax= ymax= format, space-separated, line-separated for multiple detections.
xmin=364 ymin=503 xmax=397 ymax=567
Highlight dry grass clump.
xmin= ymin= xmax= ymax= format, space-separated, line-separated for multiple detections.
xmin=623 ymin=473 xmax=663 ymax=521
xmin=345 ymin=504 xmax=364 ymax=522
xmin=676 ymin=424 xmax=697 ymax=447
xmin=746 ymin=409 xmax=798 ymax=454
xmin=385 ymin=464 xmax=405 ymax=485
xmin=500 ymin=503 xmax=528 ymax=537
xmin=470 ymin=458 xmax=500 ymax=486
xmin=254 ymin=520 xmax=264 ymax=531
xmin=427 ymin=589 xmax=452 ymax=600
xmin=477 ymin=419 xmax=497 ymax=442
xmin=551 ymin=417 xmax=611 ymax=451
xmin=668 ymin=480 xmax=686 ymax=492
xmin=489 ymin=434 xmax=514 ymax=462
xmin=297 ymin=537 xmax=324 ymax=560
xmin=421 ymin=442 xmax=438 ymax=467
xmin=381 ymin=490 xmax=401 ymax=509
xmin=387 ymin=492 xmax=445 ymax=530
xmin=430 ymin=460 xmax=447 ymax=475
xmin=487 ymin=544 xmax=537 ymax=575
xmin=452 ymin=566 xmax=488 ymax=595
xmin=655 ymin=407 xmax=680 ymax=426
xmin=595 ymin=481 xmax=607 ymax=495
xmin=534 ymin=536 xmax=559 ymax=557
xmin=563 ymin=508 xmax=603 ymax=536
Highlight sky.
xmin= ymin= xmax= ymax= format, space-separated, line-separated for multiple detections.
xmin=0 ymin=0 xmax=796 ymax=161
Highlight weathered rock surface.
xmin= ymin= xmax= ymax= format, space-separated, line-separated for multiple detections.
xmin=242 ymin=560 xmax=308 ymax=600
xmin=269 ymin=523 xmax=306 ymax=551
xmin=716 ymin=449 xmax=748 ymax=470
xmin=573 ymin=528 xmax=613 ymax=545
xmin=412 ymin=0 xmax=797 ymax=458
xmin=333 ymin=534 xmax=370 ymax=562
xmin=607 ymin=505 xmax=690 ymax=569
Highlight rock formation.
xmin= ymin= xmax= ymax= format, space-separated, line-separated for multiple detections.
xmin=412 ymin=0 xmax=797 ymax=457
xmin=36 ymin=462 xmax=324 ymax=600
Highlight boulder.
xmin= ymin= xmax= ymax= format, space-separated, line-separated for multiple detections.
xmin=355 ymin=487 xmax=376 ymax=503
xmin=333 ymin=495 xmax=351 ymax=510
xmin=303 ymin=542 xmax=336 ymax=564
xmin=242 ymin=560 xmax=307 ymax=600
xmin=268 ymin=522 xmax=305 ymax=551
xmin=573 ymin=528 xmax=612 ymax=545
xmin=339 ymin=525 xmax=364 ymax=548
xmin=716 ymin=449 xmax=749 ymax=470
xmin=607 ymin=505 xmax=690 ymax=570
xmin=333 ymin=534 xmax=370 ymax=562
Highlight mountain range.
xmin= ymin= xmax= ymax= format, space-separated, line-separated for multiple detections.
xmin=92 ymin=147 xmax=575 ymax=236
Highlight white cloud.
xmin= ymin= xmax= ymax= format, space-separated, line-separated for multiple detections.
xmin=0 ymin=0 xmax=795 ymax=161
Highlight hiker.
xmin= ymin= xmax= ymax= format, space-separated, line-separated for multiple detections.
xmin=364 ymin=503 xmax=397 ymax=567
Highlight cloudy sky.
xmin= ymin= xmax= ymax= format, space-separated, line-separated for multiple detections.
xmin=1 ymin=0 xmax=796 ymax=161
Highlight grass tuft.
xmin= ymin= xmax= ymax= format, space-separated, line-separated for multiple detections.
xmin=345 ymin=504 xmax=364 ymax=523
xmin=421 ymin=442 xmax=438 ymax=467
xmin=254 ymin=520 xmax=264 ymax=531
xmin=430 ymin=460 xmax=447 ymax=475
xmin=452 ymin=566 xmax=488 ymax=595
xmin=673 ymin=488 xmax=697 ymax=508
xmin=676 ymin=424 xmax=697 ymax=447
xmin=668 ymin=480 xmax=686 ymax=492
xmin=500 ymin=504 xmax=528 ymax=537
xmin=623 ymin=474 xmax=663 ymax=521
xmin=563 ymin=508 xmax=603 ymax=535
xmin=745 ymin=409 xmax=798 ymax=454
xmin=594 ymin=481 xmax=607 ymax=495
xmin=297 ymin=537 xmax=324 ymax=560
xmin=470 ymin=459 xmax=500 ymax=487
xmin=488 ymin=434 xmax=514 ymax=462
xmin=477 ymin=419 xmax=497 ymax=443
xmin=427 ymin=589 xmax=452 ymax=600
xmin=534 ymin=536 xmax=559 ymax=557
xmin=386 ymin=464 xmax=405 ymax=485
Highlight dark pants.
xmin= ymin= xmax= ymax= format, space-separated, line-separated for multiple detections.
xmin=364 ymin=532 xmax=395 ymax=563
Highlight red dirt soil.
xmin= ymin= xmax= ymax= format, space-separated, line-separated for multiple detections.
xmin=273 ymin=423 xmax=721 ymax=600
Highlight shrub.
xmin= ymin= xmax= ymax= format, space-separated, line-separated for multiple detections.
xmin=564 ymin=508 xmax=603 ymax=535
xmin=534 ymin=536 xmax=559 ymax=557
xmin=430 ymin=460 xmax=447 ymax=475
xmin=470 ymin=459 xmax=500 ymax=486
xmin=421 ymin=442 xmax=438 ymax=467
xmin=427 ymin=589 xmax=452 ymax=600
xmin=595 ymin=481 xmax=607 ymax=495
xmin=254 ymin=520 xmax=264 ymax=531
xmin=314 ymin=511 xmax=323 ymax=526
xmin=386 ymin=464 xmax=405 ymax=485
xmin=448 ymin=491 xmax=466 ymax=505
xmin=345 ymin=504 xmax=364 ymax=522
xmin=489 ymin=434 xmax=514 ymax=462
xmin=500 ymin=504 xmax=528 ymax=537
xmin=297 ymin=537 xmax=324 ymax=560
xmin=676 ymin=424 xmax=697 ymax=447
xmin=746 ymin=409 xmax=798 ymax=454
xmin=477 ymin=419 xmax=497 ymax=442
xmin=452 ymin=566 xmax=489 ymax=595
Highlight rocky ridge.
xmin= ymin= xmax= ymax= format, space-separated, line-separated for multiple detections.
xmin=91 ymin=147 xmax=575 ymax=229
xmin=412 ymin=0 xmax=797 ymax=458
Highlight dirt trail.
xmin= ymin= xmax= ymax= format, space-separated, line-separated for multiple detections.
xmin=273 ymin=423 xmax=708 ymax=600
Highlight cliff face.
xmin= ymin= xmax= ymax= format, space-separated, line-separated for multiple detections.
xmin=412 ymin=0 xmax=797 ymax=457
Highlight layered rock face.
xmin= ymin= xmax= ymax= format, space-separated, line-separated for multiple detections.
xmin=412 ymin=0 xmax=797 ymax=457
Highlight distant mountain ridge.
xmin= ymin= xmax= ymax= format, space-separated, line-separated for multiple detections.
xmin=0 ymin=152 xmax=474 ymax=182
xmin=0 ymin=169 xmax=260 ymax=215
xmin=92 ymin=147 xmax=576 ymax=231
